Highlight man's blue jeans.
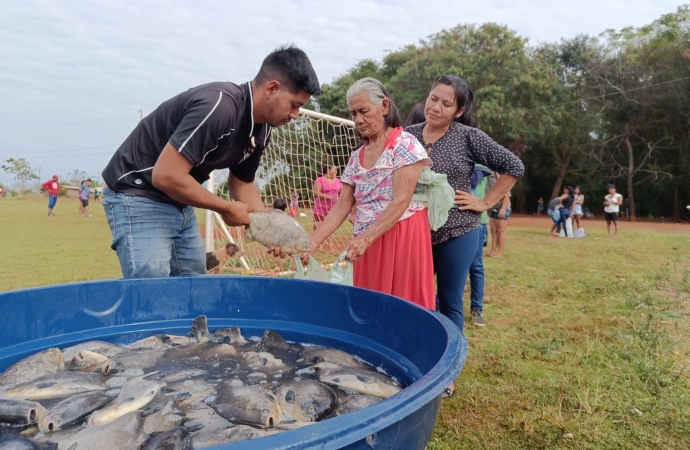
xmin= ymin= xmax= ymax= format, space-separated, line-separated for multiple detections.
xmin=432 ymin=227 xmax=480 ymax=332
xmin=468 ymin=224 xmax=487 ymax=312
xmin=48 ymin=194 xmax=57 ymax=209
xmin=102 ymin=188 xmax=206 ymax=278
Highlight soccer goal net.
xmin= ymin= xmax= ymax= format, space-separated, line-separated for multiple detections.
xmin=205 ymin=108 xmax=358 ymax=275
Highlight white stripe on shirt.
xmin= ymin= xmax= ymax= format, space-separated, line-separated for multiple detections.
xmin=178 ymin=91 xmax=223 ymax=153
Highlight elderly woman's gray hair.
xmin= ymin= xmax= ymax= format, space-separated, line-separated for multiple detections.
xmin=346 ymin=77 xmax=402 ymax=130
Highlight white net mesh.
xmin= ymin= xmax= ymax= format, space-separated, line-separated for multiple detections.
xmin=208 ymin=109 xmax=358 ymax=275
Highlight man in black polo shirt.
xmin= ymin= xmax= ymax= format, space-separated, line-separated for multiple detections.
xmin=102 ymin=45 xmax=321 ymax=278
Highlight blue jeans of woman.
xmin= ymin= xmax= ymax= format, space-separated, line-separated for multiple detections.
xmin=432 ymin=227 xmax=480 ymax=332
xmin=557 ymin=208 xmax=571 ymax=236
xmin=102 ymin=188 xmax=206 ymax=278
xmin=468 ymin=224 xmax=487 ymax=313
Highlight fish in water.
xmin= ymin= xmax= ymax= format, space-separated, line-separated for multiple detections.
xmin=0 ymin=398 xmax=46 ymax=428
xmin=64 ymin=411 xmax=150 ymax=450
xmin=0 ymin=348 xmax=64 ymax=388
xmin=301 ymin=346 xmax=369 ymax=370
xmin=39 ymin=392 xmax=113 ymax=432
xmin=61 ymin=341 xmax=128 ymax=362
xmin=273 ymin=380 xmax=337 ymax=422
xmin=314 ymin=364 xmax=401 ymax=399
xmin=0 ymin=372 xmax=106 ymax=400
xmin=187 ymin=316 xmax=211 ymax=343
xmin=191 ymin=425 xmax=267 ymax=448
xmin=127 ymin=334 xmax=178 ymax=351
xmin=67 ymin=350 xmax=110 ymax=371
xmin=256 ymin=330 xmax=294 ymax=353
xmin=245 ymin=209 xmax=312 ymax=254
xmin=142 ymin=399 xmax=185 ymax=434
xmin=99 ymin=350 xmax=162 ymax=376
xmin=209 ymin=327 xmax=247 ymax=345
xmin=141 ymin=424 xmax=203 ymax=450
xmin=331 ymin=394 xmax=380 ymax=417
xmin=208 ymin=384 xmax=281 ymax=429
xmin=241 ymin=352 xmax=284 ymax=370
xmin=88 ymin=375 xmax=166 ymax=426
xmin=0 ymin=434 xmax=57 ymax=450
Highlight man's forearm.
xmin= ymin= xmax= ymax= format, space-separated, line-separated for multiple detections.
xmin=229 ymin=175 xmax=266 ymax=211
xmin=155 ymin=173 xmax=233 ymax=214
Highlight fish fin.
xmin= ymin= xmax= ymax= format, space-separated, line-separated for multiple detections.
xmin=245 ymin=227 xmax=254 ymax=242
xmin=66 ymin=444 xmax=77 ymax=450
xmin=141 ymin=402 xmax=163 ymax=417
xmin=185 ymin=422 xmax=204 ymax=432
xmin=356 ymin=375 xmax=374 ymax=384
xmin=188 ymin=315 xmax=210 ymax=339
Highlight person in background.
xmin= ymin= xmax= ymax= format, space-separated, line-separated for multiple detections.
xmin=604 ymin=184 xmax=623 ymax=237
xmin=306 ymin=77 xmax=434 ymax=311
xmin=289 ymin=190 xmax=299 ymax=217
xmin=571 ymin=186 xmax=585 ymax=230
xmin=80 ymin=179 xmax=93 ymax=218
xmin=403 ymin=103 xmax=426 ymax=128
xmin=485 ymin=172 xmax=512 ymax=258
xmin=42 ymin=175 xmax=60 ymax=216
xmin=406 ymin=75 xmax=524 ymax=397
xmin=537 ymin=197 xmax=544 ymax=216
xmin=468 ymin=163 xmax=491 ymax=326
xmin=547 ymin=196 xmax=563 ymax=237
xmin=312 ymin=165 xmax=343 ymax=254
xmin=556 ymin=186 xmax=574 ymax=237
xmin=94 ymin=188 xmax=100 ymax=201
xmin=623 ymin=198 xmax=630 ymax=220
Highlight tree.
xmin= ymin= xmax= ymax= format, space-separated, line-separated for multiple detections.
xmin=2 ymin=158 xmax=38 ymax=193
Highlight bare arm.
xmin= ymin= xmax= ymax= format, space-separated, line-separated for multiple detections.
xmin=345 ymin=160 xmax=425 ymax=261
xmin=575 ymin=195 xmax=585 ymax=205
xmin=228 ymin=173 xmax=266 ymax=211
xmin=151 ymin=142 xmax=250 ymax=226
xmin=313 ymin=182 xmax=337 ymax=200
xmin=455 ymin=174 xmax=519 ymax=212
xmin=310 ymin=184 xmax=356 ymax=247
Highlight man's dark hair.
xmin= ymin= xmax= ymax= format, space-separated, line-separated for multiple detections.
xmin=255 ymin=45 xmax=321 ymax=96
xmin=273 ymin=198 xmax=288 ymax=211
xmin=607 ymin=184 xmax=616 ymax=190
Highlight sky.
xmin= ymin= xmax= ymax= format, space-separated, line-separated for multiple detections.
xmin=0 ymin=0 xmax=685 ymax=187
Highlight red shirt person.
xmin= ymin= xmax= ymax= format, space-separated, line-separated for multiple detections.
xmin=42 ymin=175 xmax=60 ymax=216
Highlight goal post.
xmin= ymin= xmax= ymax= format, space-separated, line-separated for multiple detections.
xmin=204 ymin=108 xmax=358 ymax=275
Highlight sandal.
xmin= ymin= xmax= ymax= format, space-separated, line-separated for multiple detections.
xmin=441 ymin=387 xmax=455 ymax=399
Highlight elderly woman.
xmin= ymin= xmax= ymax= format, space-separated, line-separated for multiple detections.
xmin=307 ymin=77 xmax=434 ymax=310
xmin=406 ymin=75 xmax=525 ymax=332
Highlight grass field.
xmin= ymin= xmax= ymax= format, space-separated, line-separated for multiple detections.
xmin=1 ymin=197 xmax=689 ymax=448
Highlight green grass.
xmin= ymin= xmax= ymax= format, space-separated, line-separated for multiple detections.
xmin=1 ymin=198 xmax=689 ymax=448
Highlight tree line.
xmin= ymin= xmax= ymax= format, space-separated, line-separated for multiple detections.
xmin=314 ymin=6 xmax=690 ymax=221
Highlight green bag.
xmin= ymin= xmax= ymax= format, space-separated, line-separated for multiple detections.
xmin=411 ymin=168 xmax=455 ymax=231
xmin=294 ymin=252 xmax=353 ymax=286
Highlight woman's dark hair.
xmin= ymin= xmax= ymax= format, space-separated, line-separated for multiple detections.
xmin=321 ymin=164 xmax=336 ymax=175
xmin=404 ymin=103 xmax=426 ymax=127
xmin=607 ymin=184 xmax=616 ymax=190
xmin=273 ymin=198 xmax=288 ymax=211
xmin=574 ymin=185 xmax=583 ymax=195
xmin=346 ymin=77 xmax=402 ymax=133
xmin=564 ymin=185 xmax=574 ymax=198
xmin=431 ymin=75 xmax=477 ymax=128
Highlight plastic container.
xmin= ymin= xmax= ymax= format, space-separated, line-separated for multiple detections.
xmin=0 ymin=277 xmax=467 ymax=449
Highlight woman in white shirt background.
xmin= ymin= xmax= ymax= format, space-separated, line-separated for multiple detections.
xmin=603 ymin=184 xmax=623 ymax=238
xmin=572 ymin=185 xmax=585 ymax=231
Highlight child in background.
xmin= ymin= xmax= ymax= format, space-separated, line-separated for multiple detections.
xmin=537 ymin=197 xmax=544 ymax=216
xmin=604 ymin=184 xmax=623 ymax=237
xmin=289 ymin=191 xmax=299 ymax=217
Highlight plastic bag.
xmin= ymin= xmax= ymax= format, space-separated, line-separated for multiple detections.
xmin=574 ymin=228 xmax=586 ymax=238
xmin=411 ymin=168 xmax=455 ymax=231
xmin=294 ymin=252 xmax=353 ymax=286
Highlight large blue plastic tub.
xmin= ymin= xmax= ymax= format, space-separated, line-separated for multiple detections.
xmin=0 ymin=277 xmax=467 ymax=449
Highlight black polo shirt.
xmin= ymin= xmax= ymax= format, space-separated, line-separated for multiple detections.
xmin=102 ymin=82 xmax=271 ymax=208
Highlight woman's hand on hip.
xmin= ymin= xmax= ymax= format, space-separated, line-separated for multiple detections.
xmin=344 ymin=235 xmax=371 ymax=261
xmin=455 ymin=190 xmax=488 ymax=212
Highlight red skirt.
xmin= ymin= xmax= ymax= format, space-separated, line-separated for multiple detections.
xmin=353 ymin=211 xmax=435 ymax=310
